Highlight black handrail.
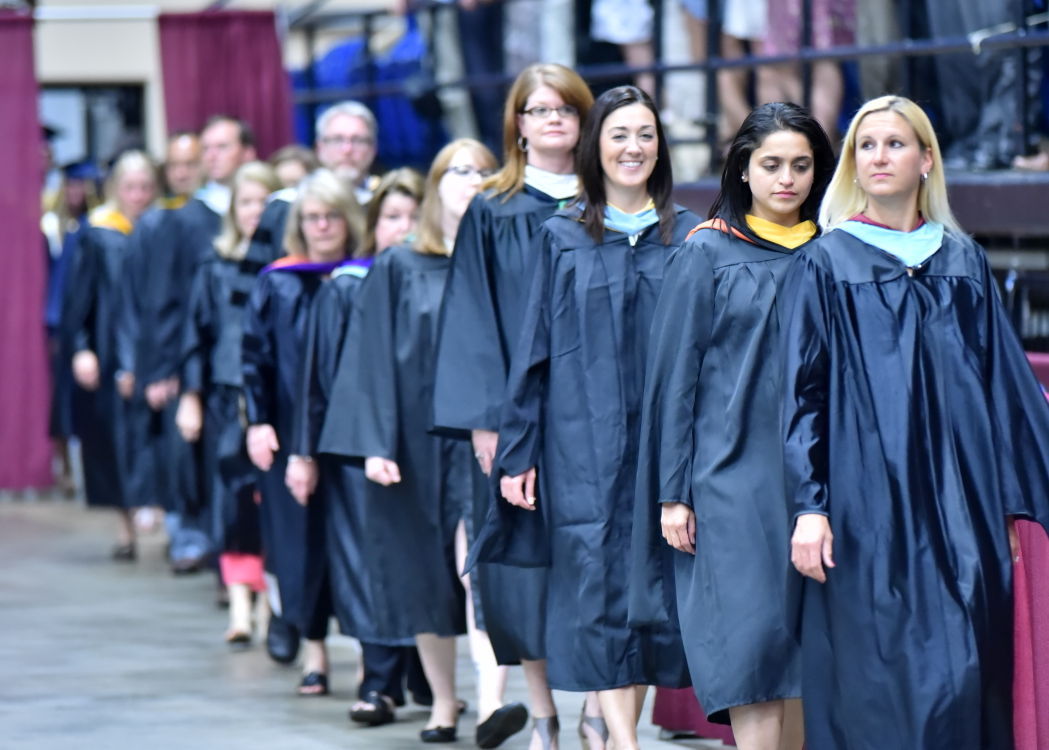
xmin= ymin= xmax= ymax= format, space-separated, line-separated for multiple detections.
xmin=289 ymin=0 xmax=1049 ymax=173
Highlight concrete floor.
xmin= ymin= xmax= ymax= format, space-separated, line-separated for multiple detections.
xmin=0 ymin=496 xmax=724 ymax=750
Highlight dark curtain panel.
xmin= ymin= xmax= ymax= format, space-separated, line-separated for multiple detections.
xmin=158 ymin=10 xmax=294 ymax=158
xmin=0 ymin=12 xmax=51 ymax=489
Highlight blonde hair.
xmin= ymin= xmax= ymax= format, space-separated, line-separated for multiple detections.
xmin=283 ymin=169 xmax=365 ymax=258
xmin=483 ymin=63 xmax=594 ymax=200
xmin=362 ymin=167 xmax=425 ymax=257
xmin=214 ymin=161 xmax=281 ymax=261
xmin=105 ymin=150 xmax=157 ymax=215
xmin=819 ymin=95 xmax=963 ymax=235
xmin=415 ymin=139 xmax=498 ymax=257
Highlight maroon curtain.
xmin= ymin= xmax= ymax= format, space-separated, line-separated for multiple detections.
xmin=0 ymin=12 xmax=51 ymax=489
xmin=158 ymin=10 xmax=293 ymax=158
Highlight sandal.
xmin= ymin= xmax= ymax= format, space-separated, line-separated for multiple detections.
xmin=349 ymin=690 xmax=395 ymax=726
xmin=297 ymin=671 xmax=329 ymax=696
xmin=578 ymin=703 xmax=608 ymax=750
xmin=534 ymin=715 xmax=559 ymax=750
xmin=111 ymin=543 xmax=136 ymax=562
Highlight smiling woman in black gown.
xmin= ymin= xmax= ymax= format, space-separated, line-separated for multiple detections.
xmin=491 ymin=86 xmax=699 ymax=750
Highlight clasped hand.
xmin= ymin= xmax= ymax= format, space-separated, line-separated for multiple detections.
xmin=500 ymin=467 xmax=537 ymax=511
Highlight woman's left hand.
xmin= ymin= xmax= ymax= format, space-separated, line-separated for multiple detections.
xmin=661 ymin=502 xmax=696 ymax=554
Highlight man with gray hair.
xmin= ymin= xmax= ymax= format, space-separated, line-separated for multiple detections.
xmin=242 ymin=101 xmax=379 ymax=273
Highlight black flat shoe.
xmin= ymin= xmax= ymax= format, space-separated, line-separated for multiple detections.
xmin=298 ymin=671 xmax=329 ymax=696
xmin=476 ymin=702 xmax=529 ymax=749
xmin=111 ymin=543 xmax=136 ymax=562
xmin=349 ymin=690 xmax=395 ymax=726
xmin=266 ymin=615 xmax=300 ymax=664
xmin=420 ymin=724 xmax=457 ymax=743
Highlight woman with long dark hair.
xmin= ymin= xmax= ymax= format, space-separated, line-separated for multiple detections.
xmin=432 ymin=63 xmax=604 ymax=750
xmin=490 ymin=86 xmax=699 ymax=750
xmin=631 ymin=102 xmax=834 ymax=750
xmin=782 ymin=95 xmax=1049 ymax=749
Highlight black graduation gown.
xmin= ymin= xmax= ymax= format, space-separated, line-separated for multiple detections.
xmin=322 ymin=244 xmax=468 ymax=641
xmin=296 ymin=262 xmax=408 ymax=643
xmin=181 ymin=254 xmax=260 ymax=553
xmin=780 ymin=229 xmax=1049 ymax=750
xmin=630 ymin=219 xmax=804 ymax=723
xmin=432 ymin=187 xmax=564 ymax=664
xmin=477 ymin=205 xmax=699 ymax=692
xmin=242 ymin=257 xmax=339 ymax=629
xmin=120 ymin=201 xmax=218 ymax=512
xmin=61 ymin=221 xmax=132 ymax=508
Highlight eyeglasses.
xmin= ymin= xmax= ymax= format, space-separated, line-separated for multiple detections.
xmin=320 ymin=135 xmax=374 ymax=148
xmin=301 ymin=211 xmax=345 ymax=226
xmin=444 ymin=165 xmax=497 ymax=179
xmin=520 ymin=105 xmax=579 ymax=119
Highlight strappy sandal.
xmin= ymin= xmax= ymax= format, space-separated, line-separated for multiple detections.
xmin=533 ymin=715 xmax=559 ymax=750
xmin=578 ymin=704 xmax=608 ymax=750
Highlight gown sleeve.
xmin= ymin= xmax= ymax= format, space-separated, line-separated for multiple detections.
xmin=780 ymin=249 xmax=833 ymax=520
xmin=433 ymin=197 xmax=504 ymax=434
xmin=180 ymin=263 xmax=212 ymax=395
xmin=979 ymin=252 xmax=1049 ymax=531
xmin=321 ymin=257 xmax=400 ymax=460
xmin=241 ymin=274 xmax=277 ymax=427
xmin=467 ymin=228 xmax=556 ymax=570
xmin=495 ymin=227 xmax=554 ymax=477
xmin=62 ymin=228 xmax=99 ymax=356
xmin=629 ymin=239 xmax=715 ymax=624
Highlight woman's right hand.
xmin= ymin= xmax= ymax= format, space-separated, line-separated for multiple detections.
xmin=175 ymin=392 xmax=203 ymax=443
xmin=285 ymin=456 xmax=318 ymax=505
xmin=246 ymin=423 xmax=279 ymax=472
xmin=791 ymin=513 xmax=835 ymax=583
xmin=72 ymin=350 xmax=101 ymax=391
xmin=365 ymin=457 xmax=402 ymax=486
xmin=500 ymin=468 xmax=537 ymax=511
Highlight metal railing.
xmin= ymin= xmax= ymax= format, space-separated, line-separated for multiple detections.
xmin=287 ymin=0 xmax=1049 ymax=172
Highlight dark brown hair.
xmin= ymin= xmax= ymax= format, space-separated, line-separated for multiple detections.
xmin=575 ymin=86 xmax=675 ymax=243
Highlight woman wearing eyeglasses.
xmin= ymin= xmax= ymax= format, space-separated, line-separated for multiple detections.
xmin=242 ymin=169 xmax=365 ymax=696
xmin=326 ymin=139 xmax=504 ymax=744
xmin=432 ymin=64 xmax=603 ymax=750
xmin=490 ymin=86 xmax=699 ymax=750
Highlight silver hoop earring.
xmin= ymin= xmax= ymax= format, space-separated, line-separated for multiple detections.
xmin=517 ymin=136 xmax=528 ymax=153
xmin=741 ymin=174 xmax=748 ymax=183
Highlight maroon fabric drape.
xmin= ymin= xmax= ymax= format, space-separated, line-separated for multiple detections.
xmin=0 ymin=12 xmax=51 ymax=489
xmin=158 ymin=10 xmax=293 ymax=158
xmin=651 ymin=688 xmax=736 ymax=746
